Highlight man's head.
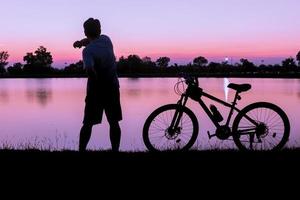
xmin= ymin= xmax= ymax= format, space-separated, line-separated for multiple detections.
xmin=84 ymin=18 xmax=101 ymax=39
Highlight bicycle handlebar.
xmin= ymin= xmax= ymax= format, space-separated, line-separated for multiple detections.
xmin=178 ymin=73 xmax=199 ymax=86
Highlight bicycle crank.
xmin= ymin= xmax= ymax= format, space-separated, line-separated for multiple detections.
xmin=207 ymin=126 xmax=232 ymax=140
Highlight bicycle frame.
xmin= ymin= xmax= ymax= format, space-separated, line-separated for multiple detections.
xmin=170 ymin=84 xmax=258 ymax=134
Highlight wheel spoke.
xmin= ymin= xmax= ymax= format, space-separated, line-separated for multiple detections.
xmin=145 ymin=106 xmax=197 ymax=151
xmin=234 ymin=103 xmax=289 ymax=151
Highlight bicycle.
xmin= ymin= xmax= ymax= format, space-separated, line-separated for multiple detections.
xmin=143 ymin=76 xmax=290 ymax=151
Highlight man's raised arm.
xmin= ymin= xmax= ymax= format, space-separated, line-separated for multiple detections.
xmin=73 ymin=38 xmax=90 ymax=49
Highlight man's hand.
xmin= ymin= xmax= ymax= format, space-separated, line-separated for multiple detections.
xmin=73 ymin=41 xmax=83 ymax=49
xmin=73 ymin=38 xmax=90 ymax=49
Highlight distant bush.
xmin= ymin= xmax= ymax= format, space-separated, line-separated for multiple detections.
xmin=2 ymin=50 xmax=300 ymax=78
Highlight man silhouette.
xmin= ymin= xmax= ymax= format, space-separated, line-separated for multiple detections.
xmin=74 ymin=18 xmax=122 ymax=152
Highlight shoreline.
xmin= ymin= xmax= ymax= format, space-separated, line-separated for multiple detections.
xmin=1 ymin=74 xmax=300 ymax=79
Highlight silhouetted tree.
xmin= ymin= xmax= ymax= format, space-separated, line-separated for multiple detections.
xmin=0 ymin=51 xmax=9 ymax=74
xmin=221 ymin=61 xmax=230 ymax=67
xmin=142 ymin=56 xmax=156 ymax=68
xmin=156 ymin=57 xmax=170 ymax=68
xmin=127 ymin=55 xmax=142 ymax=67
xmin=296 ymin=51 xmax=300 ymax=66
xmin=208 ymin=62 xmax=221 ymax=68
xmin=64 ymin=61 xmax=85 ymax=75
xmin=240 ymin=58 xmax=256 ymax=71
xmin=282 ymin=57 xmax=296 ymax=68
xmin=117 ymin=56 xmax=127 ymax=66
xmin=142 ymin=56 xmax=152 ymax=63
xmin=193 ymin=56 xmax=208 ymax=67
xmin=7 ymin=62 xmax=23 ymax=75
xmin=116 ymin=56 xmax=128 ymax=74
xmin=23 ymin=46 xmax=53 ymax=74
xmin=117 ymin=55 xmax=144 ymax=75
xmin=3 ymin=50 xmax=300 ymax=77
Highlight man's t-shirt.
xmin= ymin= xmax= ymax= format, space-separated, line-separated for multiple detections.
xmin=82 ymin=35 xmax=119 ymax=91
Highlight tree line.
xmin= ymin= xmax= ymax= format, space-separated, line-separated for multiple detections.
xmin=1 ymin=46 xmax=300 ymax=77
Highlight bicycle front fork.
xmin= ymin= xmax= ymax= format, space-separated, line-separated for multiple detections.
xmin=168 ymin=95 xmax=189 ymax=136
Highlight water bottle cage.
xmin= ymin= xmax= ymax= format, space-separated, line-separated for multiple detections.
xmin=210 ymin=105 xmax=224 ymax=123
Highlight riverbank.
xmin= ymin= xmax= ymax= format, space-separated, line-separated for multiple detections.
xmin=1 ymin=72 xmax=300 ymax=79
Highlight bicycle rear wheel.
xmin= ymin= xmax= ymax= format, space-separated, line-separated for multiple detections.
xmin=232 ymin=102 xmax=290 ymax=151
xmin=143 ymin=104 xmax=199 ymax=151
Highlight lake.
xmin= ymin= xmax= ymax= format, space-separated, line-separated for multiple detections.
xmin=0 ymin=78 xmax=299 ymax=151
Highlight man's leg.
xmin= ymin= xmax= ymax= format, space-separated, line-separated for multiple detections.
xmin=79 ymin=123 xmax=93 ymax=152
xmin=109 ymin=121 xmax=121 ymax=152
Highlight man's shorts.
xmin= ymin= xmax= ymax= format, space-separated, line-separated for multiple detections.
xmin=83 ymin=86 xmax=122 ymax=125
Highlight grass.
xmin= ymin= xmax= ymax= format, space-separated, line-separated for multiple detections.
xmin=1 ymin=136 xmax=299 ymax=175
xmin=1 ymin=148 xmax=300 ymax=164
xmin=1 ymin=148 xmax=299 ymax=185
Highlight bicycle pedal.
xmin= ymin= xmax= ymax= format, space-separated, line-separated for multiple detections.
xmin=273 ymin=133 xmax=277 ymax=138
xmin=176 ymin=139 xmax=181 ymax=143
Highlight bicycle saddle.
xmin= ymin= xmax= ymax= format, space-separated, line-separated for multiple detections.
xmin=228 ymin=83 xmax=251 ymax=93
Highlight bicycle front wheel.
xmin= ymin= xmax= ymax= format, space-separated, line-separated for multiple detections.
xmin=143 ymin=104 xmax=199 ymax=151
xmin=232 ymin=102 xmax=290 ymax=151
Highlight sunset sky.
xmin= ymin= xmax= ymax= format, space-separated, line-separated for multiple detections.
xmin=1 ymin=0 xmax=300 ymax=67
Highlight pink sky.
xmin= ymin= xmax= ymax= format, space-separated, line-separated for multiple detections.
xmin=1 ymin=0 xmax=300 ymax=67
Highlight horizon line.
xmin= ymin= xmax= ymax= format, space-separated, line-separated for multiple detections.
xmin=6 ymin=55 xmax=299 ymax=69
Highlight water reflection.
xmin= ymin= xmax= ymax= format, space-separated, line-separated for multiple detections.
xmin=0 ymin=89 xmax=9 ymax=104
xmin=0 ymin=78 xmax=299 ymax=151
xmin=0 ymin=80 xmax=9 ymax=104
xmin=26 ymin=88 xmax=52 ymax=107
xmin=125 ymin=89 xmax=141 ymax=97
xmin=224 ymin=78 xmax=230 ymax=102
xmin=128 ymin=78 xmax=140 ymax=82
xmin=25 ymin=79 xmax=53 ymax=107
xmin=123 ymin=78 xmax=165 ymax=98
xmin=297 ymin=79 xmax=300 ymax=100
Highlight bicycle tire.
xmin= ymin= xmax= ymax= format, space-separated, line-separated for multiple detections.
xmin=232 ymin=102 xmax=290 ymax=151
xmin=143 ymin=104 xmax=199 ymax=151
